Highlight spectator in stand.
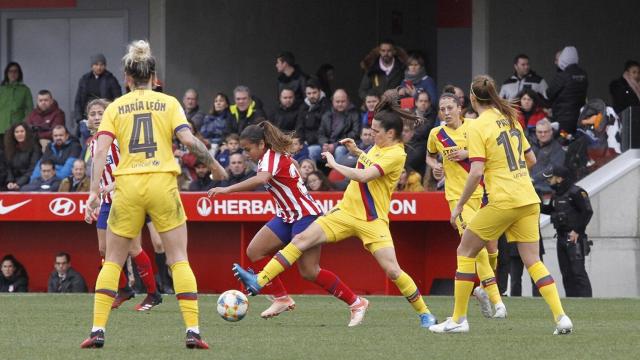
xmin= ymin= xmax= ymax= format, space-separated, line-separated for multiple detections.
xmin=529 ymin=119 xmax=566 ymax=194
xmin=47 ymin=252 xmax=87 ymax=293
xmin=200 ymin=92 xmax=233 ymax=154
xmin=358 ymin=39 xmax=407 ymax=100
xmin=415 ymin=91 xmax=437 ymax=128
xmin=336 ymin=126 xmax=375 ymax=167
xmin=296 ymin=80 xmax=330 ymax=161
xmin=0 ymin=62 xmax=32 ymax=147
xmin=173 ymin=123 xmax=211 ymax=190
xmin=517 ymin=88 xmax=547 ymax=137
xmin=31 ymin=125 xmax=81 ymax=181
xmin=609 ymin=60 xmax=640 ymax=114
xmin=182 ymin=89 xmax=205 ymax=131
xmin=361 ymin=90 xmax=380 ymax=127
xmin=269 ymin=88 xmax=299 ymax=132
xmin=26 ymin=89 xmax=65 ymax=152
xmin=3 ymin=122 xmax=41 ymax=191
xmin=216 ymin=133 xmax=242 ymax=169
xmin=317 ymin=89 xmax=360 ymax=164
xmin=299 ymin=159 xmax=317 ymax=183
xmin=396 ymin=166 xmax=424 ymax=192
xmin=276 ymin=51 xmax=308 ymax=108
xmin=402 ymin=123 xmax=427 ymax=177
xmin=22 ymin=159 xmax=60 ymax=192
xmin=547 ymin=46 xmax=588 ymax=135
xmin=316 ymin=63 xmax=335 ymax=97
xmin=292 ymin=133 xmax=310 ymax=162
xmin=218 ymin=153 xmax=260 ymax=189
xmin=58 ymin=159 xmax=90 ymax=192
xmin=0 ymin=254 xmax=28 ymax=293
xmin=73 ymin=54 xmax=121 ymax=141
xmin=305 ymin=170 xmax=333 ymax=191
xmin=499 ymin=54 xmax=549 ymax=100
xmin=398 ymin=52 xmax=437 ymax=108
xmin=228 ymin=86 xmax=266 ymax=135
xmin=188 ymin=160 xmax=215 ymax=192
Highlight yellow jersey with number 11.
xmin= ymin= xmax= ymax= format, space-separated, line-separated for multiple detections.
xmin=466 ymin=108 xmax=539 ymax=209
xmin=97 ymin=89 xmax=190 ymax=176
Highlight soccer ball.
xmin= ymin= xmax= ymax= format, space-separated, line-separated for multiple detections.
xmin=217 ymin=290 xmax=249 ymax=322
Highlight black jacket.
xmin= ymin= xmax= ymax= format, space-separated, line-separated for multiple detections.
xmin=47 ymin=268 xmax=87 ymax=293
xmin=317 ymin=107 xmax=361 ymax=145
xmin=547 ymin=64 xmax=588 ymax=134
xmin=0 ymin=271 xmax=28 ymax=292
xmin=5 ymin=142 xmax=42 ymax=187
xmin=529 ymin=137 xmax=566 ymax=193
xmin=218 ymin=170 xmax=262 ymax=190
xmin=188 ymin=175 xmax=215 ymax=192
xmin=296 ymin=96 xmax=330 ymax=145
xmin=609 ymin=77 xmax=640 ymax=114
xmin=541 ymin=184 xmax=593 ymax=234
xmin=358 ymin=57 xmax=405 ymax=100
xmin=277 ymin=65 xmax=308 ymax=108
xmin=73 ymin=70 xmax=122 ymax=122
xmin=269 ymin=105 xmax=299 ymax=132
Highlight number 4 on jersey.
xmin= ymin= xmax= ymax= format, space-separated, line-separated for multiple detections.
xmin=129 ymin=113 xmax=158 ymax=159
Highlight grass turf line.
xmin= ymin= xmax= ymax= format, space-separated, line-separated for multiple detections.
xmin=0 ymin=294 xmax=638 ymax=359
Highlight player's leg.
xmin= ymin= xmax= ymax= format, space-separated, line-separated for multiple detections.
xmin=129 ymin=225 xmax=162 ymax=311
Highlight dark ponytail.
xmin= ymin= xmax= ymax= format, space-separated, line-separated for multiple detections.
xmin=240 ymin=121 xmax=293 ymax=154
xmin=373 ymin=89 xmax=423 ymax=141
xmin=470 ymin=75 xmax=519 ymax=128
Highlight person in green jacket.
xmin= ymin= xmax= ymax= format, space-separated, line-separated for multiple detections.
xmin=0 ymin=62 xmax=33 ymax=145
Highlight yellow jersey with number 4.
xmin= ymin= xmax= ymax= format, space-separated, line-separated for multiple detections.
xmin=467 ymin=108 xmax=539 ymax=209
xmin=97 ymin=89 xmax=190 ymax=176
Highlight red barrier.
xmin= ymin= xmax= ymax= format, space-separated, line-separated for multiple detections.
xmin=0 ymin=192 xmax=459 ymax=294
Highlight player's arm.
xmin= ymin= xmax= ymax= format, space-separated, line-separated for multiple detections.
xmin=176 ymin=128 xmax=228 ymax=181
xmin=456 ymin=161 xmax=484 ymax=209
xmin=525 ymin=149 xmax=536 ymax=169
xmin=88 ymin=134 xmax=113 ymax=210
xmin=322 ymin=151 xmax=381 ymax=183
xmin=208 ymin=171 xmax=271 ymax=197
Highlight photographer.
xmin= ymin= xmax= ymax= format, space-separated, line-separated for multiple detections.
xmin=542 ymin=165 xmax=593 ymax=297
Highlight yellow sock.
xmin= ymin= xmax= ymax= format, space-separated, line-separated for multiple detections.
xmin=488 ymin=250 xmax=498 ymax=272
xmin=92 ymin=261 xmax=120 ymax=328
xmin=528 ymin=261 xmax=565 ymax=321
xmin=171 ymin=261 xmax=199 ymax=329
xmin=452 ymin=256 xmax=476 ymax=323
xmin=257 ymin=244 xmax=302 ymax=287
xmin=476 ymin=248 xmax=501 ymax=304
xmin=392 ymin=271 xmax=429 ymax=314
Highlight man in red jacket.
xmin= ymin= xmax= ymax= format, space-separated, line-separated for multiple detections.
xmin=25 ymin=89 xmax=65 ymax=151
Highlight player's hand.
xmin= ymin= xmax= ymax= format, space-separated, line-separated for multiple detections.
xmin=432 ymin=163 xmax=444 ymax=180
xmin=84 ymin=206 xmax=99 ymax=224
xmin=322 ymin=152 xmax=336 ymax=168
xmin=568 ymin=230 xmax=579 ymax=243
xmin=339 ymin=138 xmax=360 ymax=156
xmin=446 ymin=149 xmax=468 ymax=162
xmin=450 ymin=204 xmax=463 ymax=229
xmin=207 ymin=187 xmax=229 ymax=198
xmin=87 ymin=191 xmax=101 ymax=212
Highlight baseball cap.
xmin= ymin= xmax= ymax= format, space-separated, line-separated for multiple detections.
xmin=542 ymin=165 xmax=571 ymax=179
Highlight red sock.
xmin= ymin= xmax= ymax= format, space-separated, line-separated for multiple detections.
xmin=133 ymin=250 xmax=157 ymax=294
xmin=119 ymin=270 xmax=127 ymax=289
xmin=314 ymin=269 xmax=358 ymax=305
xmin=254 ymin=257 xmax=288 ymax=298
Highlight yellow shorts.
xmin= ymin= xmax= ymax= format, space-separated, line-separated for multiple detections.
xmin=108 ymin=172 xmax=186 ymax=238
xmin=448 ymin=198 xmax=482 ymax=235
xmin=316 ymin=208 xmax=394 ymax=254
xmin=466 ymin=203 xmax=540 ymax=243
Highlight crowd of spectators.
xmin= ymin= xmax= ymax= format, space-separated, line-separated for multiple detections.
xmin=0 ymin=41 xmax=634 ymax=194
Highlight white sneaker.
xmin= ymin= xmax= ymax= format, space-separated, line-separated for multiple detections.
xmin=429 ymin=317 xmax=469 ymax=333
xmin=348 ymin=297 xmax=369 ymax=327
xmin=493 ymin=302 xmax=507 ymax=318
xmin=260 ymin=296 xmax=295 ymax=318
xmin=473 ymin=286 xmax=493 ymax=318
xmin=553 ymin=315 xmax=573 ymax=335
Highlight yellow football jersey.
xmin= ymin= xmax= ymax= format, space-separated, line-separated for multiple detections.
xmin=467 ymin=108 xmax=540 ymax=209
xmin=97 ymin=89 xmax=189 ymax=176
xmin=337 ymin=143 xmax=405 ymax=223
xmin=427 ymin=119 xmax=484 ymax=201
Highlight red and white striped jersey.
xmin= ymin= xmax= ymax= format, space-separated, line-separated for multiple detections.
xmin=89 ymin=136 xmax=120 ymax=204
xmin=257 ymin=149 xmax=323 ymax=223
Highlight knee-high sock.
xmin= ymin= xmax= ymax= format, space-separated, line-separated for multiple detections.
xmin=133 ymin=250 xmax=157 ymax=294
xmin=171 ymin=261 xmax=199 ymax=330
xmin=453 ymin=256 xmax=476 ymax=323
xmin=393 ymin=271 xmax=429 ymax=314
xmin=254 ymin=257 xmax=288 ymax=298
xmin=314 ymin=269 xmax=358 ymax=305
xmin=257 ymin=244 xmax=302 ymax=287
xmin=92 ymin=261 xmax=120 ymax=329
xmin=476 ymin=248 xmax=502 ymax=305
xmin=488 ymin=250 xmax=499 ymax=272
xmin=528 ymin=261 xmax=565 ymax=321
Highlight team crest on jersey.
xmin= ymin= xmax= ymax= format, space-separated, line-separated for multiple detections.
xmin=106 ymin=154 xmax=114 ymax=165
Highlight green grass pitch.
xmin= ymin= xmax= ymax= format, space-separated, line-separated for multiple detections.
xmin=1 ymin=294 xmax=639 ymax=359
